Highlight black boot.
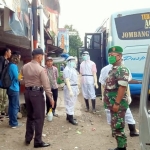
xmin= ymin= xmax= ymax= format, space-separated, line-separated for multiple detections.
xmin=84 ymin=99 xmax=89 ymax=112
xmin=66 ymin=113 xmax=76 ymax=121
xmin=66 ymin=113 xmax=69 ymax=121
xmin=68 ymin=115 xmax=78 ymax=125
xmin=128 ymin=124 xmax=139 ymax=137
xmin=91 ymin=99 xmax=96 ymax=113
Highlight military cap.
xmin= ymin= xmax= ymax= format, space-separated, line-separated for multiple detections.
xmin=32 ymin=48 xmax=46 ymax=56
xmin=108 ymin=46 xmax=123 ymax=54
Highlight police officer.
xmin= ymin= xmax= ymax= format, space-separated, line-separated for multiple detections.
xmin=80 ymin=51 xmax=99 ymax=113
xmin=104 ymin=46 xmax=129 ymax=150
xmin=21 ymin=48 xmax=54 ymax=148
xmin=63 ymin=56 xmax=79 ymax=125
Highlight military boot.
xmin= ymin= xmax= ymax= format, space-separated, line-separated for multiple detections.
xmin=84 ymin=99 xmax=89 ymax=112
xmin=91 ymin=99 xmax=96 ymax=113
xmin=128 ymin=124 xmax=139 ymax=137
xmin=68 ymin=115 xmax=78 ymax=125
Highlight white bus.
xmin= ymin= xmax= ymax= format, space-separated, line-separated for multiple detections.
xmin=96 ymin=8 xmax=150 ymax=95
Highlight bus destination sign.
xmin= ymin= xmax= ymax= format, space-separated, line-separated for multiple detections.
xmin=115 ymin=12 xmax=150 ymax=40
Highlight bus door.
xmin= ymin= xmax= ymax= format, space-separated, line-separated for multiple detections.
xmin=84 ymin=33 xmax=104 ymax=96
xmin=139 ymin=46 xmax=150 ymax=150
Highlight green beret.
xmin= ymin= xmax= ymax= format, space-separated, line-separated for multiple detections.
xmin=108 ymin=46 xmax=123 ymax=53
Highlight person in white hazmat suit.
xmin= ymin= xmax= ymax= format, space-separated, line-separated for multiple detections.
xmin=63 ymin=56 xmax=78 ymax=125
xmin=99 ymin=60 xmax=139 ymax=137
xmin=80 ymin=51 xmax=99 ymax=113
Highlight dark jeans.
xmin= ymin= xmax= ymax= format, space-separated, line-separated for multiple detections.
xmin=7 ymin=89 xmax=19 ymax=127
xmin=24 ymin=90 xmax=45 ymax=145
xmin=46 ymin=88 xmax=58 ymax=114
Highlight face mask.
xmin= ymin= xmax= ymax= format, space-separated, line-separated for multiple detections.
xmin=108 ymin=56 xmax=117 ymax=64
xmin=70 ymin=62 xmax=76 ymax=68
xmin=82 ymin=55 xmax=88 ymax=61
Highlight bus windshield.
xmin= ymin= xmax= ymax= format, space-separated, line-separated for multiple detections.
xmin=115 ymin=12 xmax=150 ymax=40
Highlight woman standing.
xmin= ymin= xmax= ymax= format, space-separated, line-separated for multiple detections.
xmin=7 ymin=53 xmax=21 ymax=128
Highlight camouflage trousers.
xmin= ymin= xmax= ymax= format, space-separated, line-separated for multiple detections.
xmin=104 ymin=91 xmax=128 ymax=148
xmin=110 ymin=107 xmax=127 ymax=148
xmin=0 ymin=88 xmax=8 ymax=113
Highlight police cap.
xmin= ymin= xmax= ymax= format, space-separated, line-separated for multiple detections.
xmin=32 ymin=48 xmax=46 ymax=56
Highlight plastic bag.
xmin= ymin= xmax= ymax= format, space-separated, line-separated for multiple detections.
xmin=47 ymin=108 xmax=53 ymax=121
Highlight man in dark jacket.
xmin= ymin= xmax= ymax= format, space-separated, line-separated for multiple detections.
xmin=0 ymin=47 xmax=11 ymax=120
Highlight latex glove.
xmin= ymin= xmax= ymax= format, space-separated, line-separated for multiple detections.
xmin=93 ymin=73 xmax=99 ymax=89
xmin=77 ymin=88 xmax=80 ymax=95
xmin=127 ymin=96 xmax=132 ymax=105
xmin=94 ymin=82 xmax=99 ymax=89
xmin=65 ymin=78 xmax=74 ymax=96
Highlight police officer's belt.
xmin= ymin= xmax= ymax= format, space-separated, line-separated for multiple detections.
xmin=82 ymin=74 xmax=93 ymax=76
xmin=25 ymin=86 xmax=43 ymax=91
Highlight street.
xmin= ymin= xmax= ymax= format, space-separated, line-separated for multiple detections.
xmin=0 ymin=89 xmax=140 ymax=150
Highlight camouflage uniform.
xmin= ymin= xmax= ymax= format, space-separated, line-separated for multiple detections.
xmin=0 ymin=88 xmax=8 ymax=114
xmin=104 ymin=65 xmax=129 ymax=148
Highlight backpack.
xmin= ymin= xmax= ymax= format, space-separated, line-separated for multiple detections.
xmin=0 ymin=63 xmax=12 ymax=89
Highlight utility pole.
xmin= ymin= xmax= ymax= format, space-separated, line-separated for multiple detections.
xmin=32 ymin=0 xmax=38 ymax=49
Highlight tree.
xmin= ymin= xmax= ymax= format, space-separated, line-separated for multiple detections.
xmin=64 ymin=25 xmax=83 ymax=56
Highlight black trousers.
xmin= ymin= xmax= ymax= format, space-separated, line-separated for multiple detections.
xmin=46 ymin=88 xmax=58 ymax=114
xmin=24 ymin=90 xmax=45 ymax=145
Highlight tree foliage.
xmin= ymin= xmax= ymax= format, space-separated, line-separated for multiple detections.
xmin=64 ymin=25 xmax=83 ymax=56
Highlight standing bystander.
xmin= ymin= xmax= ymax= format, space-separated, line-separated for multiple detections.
xmin=46 ymin=57 xmax=59 ymax=116
xmin=0 ymin=47 xmax=11 ymax=120
xmin=7 ymin=53 xmax=21 ymax=128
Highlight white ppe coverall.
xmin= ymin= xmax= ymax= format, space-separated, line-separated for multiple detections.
xmin=63 ymin=66 xmax=78 ymax=115
xmin=80 ymin=60 xmax=97 ymax=100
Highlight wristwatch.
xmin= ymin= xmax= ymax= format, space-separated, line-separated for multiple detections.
xmin=114 ymin=101 xmax=120 ymax=106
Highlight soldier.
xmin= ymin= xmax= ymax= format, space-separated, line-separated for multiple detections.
xmin=80 ymin=51 xmax=99 ymax=113
xmin=99 ymin=62 xmax=139 ymax=137
xmin=63 ymin=56 xmax=79 ymax=125
xmin=104 ymin=46 xmax=129 ymax=150
xmin=21 ymin=48 xmax=54 ymax=148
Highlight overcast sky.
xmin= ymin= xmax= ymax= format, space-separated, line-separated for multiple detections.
xmin=59 ymin=0 xmax=150 ymax=41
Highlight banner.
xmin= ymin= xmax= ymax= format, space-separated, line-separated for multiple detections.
xmin=58 ymin=28 xmax=69 ymax=53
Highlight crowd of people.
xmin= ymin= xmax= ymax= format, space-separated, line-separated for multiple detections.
xmin=0 ymin=46 xmax=139 ymax=149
